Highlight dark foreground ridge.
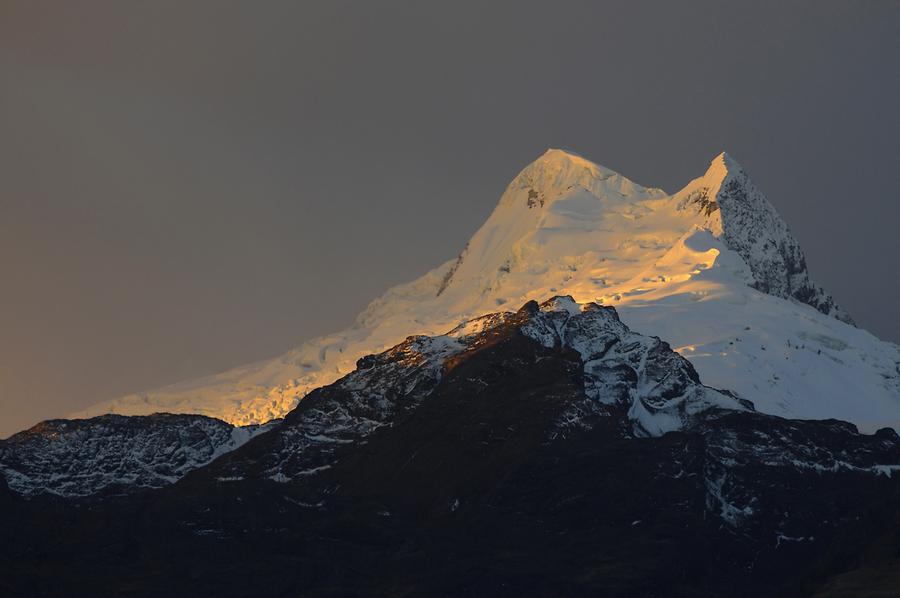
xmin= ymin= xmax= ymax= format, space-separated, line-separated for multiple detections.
xmin=2 ymin=298 xmax=900 ymax=596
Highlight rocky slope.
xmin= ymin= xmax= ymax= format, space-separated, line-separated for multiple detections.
xmin=193 ymin=296 xmax=747 ymax=490
xmin=72 ymin=149 xmax=900 ymax=434
xmin=3 ymin=297 xmax=741 ymax=499
xmin=0 ymin=413 xmax=273 ymax=497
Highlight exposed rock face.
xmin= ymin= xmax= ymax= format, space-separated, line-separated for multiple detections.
xmin=3 ymin=298 xmax=900 ymax=596
xmin=201 ymin=296 xmax=744 ymax=486
xmin=693 ymin=153 xmax=852 ymax=323
xmin=0 ymin=413 xmax=273 ymax=497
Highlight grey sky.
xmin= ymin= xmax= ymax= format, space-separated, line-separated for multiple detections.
xmin=1 ymin=1 xmax=898 ymax=437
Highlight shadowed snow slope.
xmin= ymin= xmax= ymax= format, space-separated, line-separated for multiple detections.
xmin=73 ymin=149 xmax=900 ymax=433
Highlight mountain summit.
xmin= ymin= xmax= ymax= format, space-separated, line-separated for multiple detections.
xmin=435 ymin=148 xmax=848 ymax=322
xmin=679 ymin=152 xmax=851 ymax=322
xmin=74 ymin=150 xmax=900 ymax=433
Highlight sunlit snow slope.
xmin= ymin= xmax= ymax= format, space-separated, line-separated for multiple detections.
xmin=74 ymin=150 xmax=900 ymax=432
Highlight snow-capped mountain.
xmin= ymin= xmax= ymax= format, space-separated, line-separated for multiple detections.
xmin=73 ymin=149 xmax=900 ymax=432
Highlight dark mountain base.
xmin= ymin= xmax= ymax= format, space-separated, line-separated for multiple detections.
xmin=3 ymin=422 xmax=899 ymax=597
xmin=3 ymin=302 xmax=900 ymax=596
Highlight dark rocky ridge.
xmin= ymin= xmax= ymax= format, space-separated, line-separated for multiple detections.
xmin=0 ymin=413 xmax=273 ymax=497
xmin=1 ymin=299 xmax=898 ymax=596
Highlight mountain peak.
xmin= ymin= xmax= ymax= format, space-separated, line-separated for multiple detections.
xmin=539 ymin=147 xmax=596 ymax=166
xmin=512 ymin=148 xmax=618 ymax=190
xmin=679 ymin=151 xmax=854 ymax=324
xmin=702 ymin=151 xmax=744 ymax=187
xmin=713 ymin=150 xmax=738 ymax=166
xmin=500 ymin=149 xmax=664 ymax=210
